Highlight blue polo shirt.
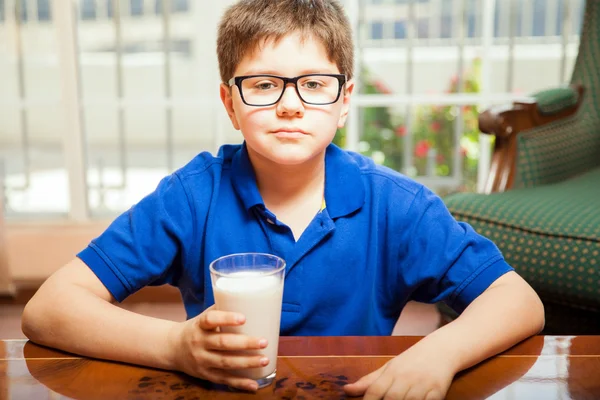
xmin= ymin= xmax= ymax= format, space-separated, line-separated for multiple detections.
xmin=78 ymin=143 xmax=513 ymax=336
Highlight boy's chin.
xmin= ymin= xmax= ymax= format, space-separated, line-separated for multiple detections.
xmin=262 ymin=147 xmax=325 ymax=166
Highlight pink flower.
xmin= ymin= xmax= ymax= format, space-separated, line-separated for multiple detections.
xmin=460 ymin=146 xmax=468 ymax=157
xmin=395 ymin=125 xmax=406 ymax=137
xmin=372 ymin=79 xmax=392 ymax=94
xmin=430 ymin=121 xmax=442 ymax=133
xmin=414 ymin=140 xmax=430 ymax=158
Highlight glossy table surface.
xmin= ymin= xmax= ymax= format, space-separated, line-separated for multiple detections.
xmin=1 ymin=336 xmax=599 ymax=399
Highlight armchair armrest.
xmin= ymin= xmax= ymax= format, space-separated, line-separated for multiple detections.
xmin=478 ymin=84 xmax=585 ymax=193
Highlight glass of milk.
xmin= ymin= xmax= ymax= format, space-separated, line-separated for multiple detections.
xmin=209 ymin=252 xmax=286 ymax=389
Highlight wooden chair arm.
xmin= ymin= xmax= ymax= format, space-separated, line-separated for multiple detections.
xmin=479 ymin=84 xmax=585 ymax=193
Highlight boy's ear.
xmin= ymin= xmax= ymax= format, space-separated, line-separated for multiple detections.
xmin=220 ymin=83 xmax=241 ymax=131
xmin=337 ymin=79 xmax=355 ymax=129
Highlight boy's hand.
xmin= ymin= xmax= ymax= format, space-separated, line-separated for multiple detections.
xmin=343 ymin=347 xmax=455 ymax=400
xmin=168 ymin=306 xmax=269 ymax=392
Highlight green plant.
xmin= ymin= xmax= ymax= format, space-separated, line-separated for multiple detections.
xmin=334 ymin=70 xmax=406 ymax=171
xmin=335 ymin=58 xmax=484 ymax=193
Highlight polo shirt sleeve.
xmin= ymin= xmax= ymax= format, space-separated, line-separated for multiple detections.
xmin=401 ymin=186 xmax=514 ymax=313
xmin=77 ymin=173 xmax=194 ymax=302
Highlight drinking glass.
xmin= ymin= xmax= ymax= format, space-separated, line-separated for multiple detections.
xmin=209 ymin=253 xmax=286 ymax=388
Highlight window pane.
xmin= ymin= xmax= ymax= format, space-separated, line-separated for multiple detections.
xmin=0 ymin=14 xmax=68 ymax=215
xmin=37 ymin=0 xmax=51 ymax=21
xmin=335 ymin=103 xmax=481 ymax=194
xmin=172 ymin=0 xmax=189 ymax=12
xmin=532 ymin=0 xmax=546 ymax=36
xmin=440 ymin=16 xmax=452 ymax=38
xmin=466 ymin=0 xmax=478 ymax=39
xmin=80 ymin=0 xmax=96 ymax=20
xmin=155 ymin=0 xmax=189 ymax=14
xmin=394 ymin=21 xmax=406 ymax=39
xmin=371 ymin=21 xmax=384 ymax=39
xmin=130 ymin=0 xmax=144 ymax=16
xmin=417 ymin=18 xmax=429 ymax=39
xmin=18 ymin=1 xmax=28 ymax=22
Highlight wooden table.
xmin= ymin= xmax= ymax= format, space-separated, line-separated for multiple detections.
xmin=1 ymin=336 xmax=599 ymax=399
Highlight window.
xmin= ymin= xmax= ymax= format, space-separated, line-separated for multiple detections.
xmin=440 ymin=0 xmax=453 ymax=39
xmin=81 ymin=0 xmax=96 ymax=20
xmin=440 ymin=16 xmax=452 ymax=38
xmin=467 ymin=13 xmax=476 ymax=38
xmin=37 ymin=0 xmax=51 ymax=21
xmin=494 ymin=0 xmax=501 ymax=37
xmin=394 ymin=21 xmax=406 ymax=39
xmin=515 ymin=2 xmax=523 ymax=37
xmin=172 ymin=0 xmax=189 ymax=13
xmin=371 ymin=22 xmax=384 ymax=39
xmin=155 ymin=0 xmax=189 ymax=14
xmin=130 ymin=0 xmax=144 ymax=16
xmin=569 ymin=0 xmax=584 ymax=37
xmin=107 ymin=0 xmax=113 ymax=18
xmin=466 ymin=0 xmax=478 ymax=38
xmin=532 ymin=0 xmax=545 ymax=36
xmin=417 ymin=18 xmax=429 ymax=38
xmin=18 ymin=0 xmax=28 ymax=22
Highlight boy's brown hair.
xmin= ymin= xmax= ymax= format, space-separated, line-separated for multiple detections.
xmin=217 ymin=0 xmax=354 ymax=84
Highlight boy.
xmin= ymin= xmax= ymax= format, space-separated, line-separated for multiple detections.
xmin=22 ymin=0 xmax=544 ymax=398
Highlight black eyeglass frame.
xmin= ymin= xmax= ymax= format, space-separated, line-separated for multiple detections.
xmin=228 ymin=74 xmax=347 ymax=107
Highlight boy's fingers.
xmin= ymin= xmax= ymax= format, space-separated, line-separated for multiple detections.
xmin=198 ymin=310 xmax=245 ymax=330
xmin=343 ymin=366 xmax=385 ymax=397
xmin=204 ymin=333 xmax=268 ymax=351
xmin=203 ymin=368 xmax=259 ymax=392
xmin=204 ymin=350 xmax=269 ymax=370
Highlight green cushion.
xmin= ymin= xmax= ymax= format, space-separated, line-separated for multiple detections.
xmin=444 ymin=167 xmax=600 ymax=313
xmin=532 ymin=86 xmax=579 ymax=115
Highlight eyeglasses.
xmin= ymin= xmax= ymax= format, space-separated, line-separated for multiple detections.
xmin=228 ymin=74 xmax=346 ymax=107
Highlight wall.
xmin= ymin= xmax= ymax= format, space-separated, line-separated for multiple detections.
xmin=4 ymin=220 xmax=110 ymax=281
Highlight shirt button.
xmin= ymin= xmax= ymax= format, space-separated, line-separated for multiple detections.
xmin=266 ymin=218 xmax=275 ymax=224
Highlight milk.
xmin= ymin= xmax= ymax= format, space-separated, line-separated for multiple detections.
xmin=213 ymin=271 xmax=284 ymax=380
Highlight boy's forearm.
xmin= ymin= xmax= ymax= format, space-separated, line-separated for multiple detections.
xmin=410 ymin=272 xmax=544 ymax=375
xmin=22 ymin=283 xmax=179 ymax=371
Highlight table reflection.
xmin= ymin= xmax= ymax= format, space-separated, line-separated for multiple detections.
xmin=0 ymin=337 xmax=597 ymax=399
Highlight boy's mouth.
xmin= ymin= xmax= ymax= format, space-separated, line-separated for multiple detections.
xmin=271 ymin=128 xmax=309 ymax=139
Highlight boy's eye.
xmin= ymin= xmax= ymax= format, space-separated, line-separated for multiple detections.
xmin=302 ymin=80 xmax=323 ymax=90
xmin=255 ymin=81 xmax=278 ymax=90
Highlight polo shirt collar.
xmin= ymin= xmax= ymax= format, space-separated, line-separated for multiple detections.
xmin=323 ymin=144 xmax=365 ymax=219
xmin=231 ymin=142 xmax=365 ymax=218
xmin=231 ymin=143 xmax=264 ymax=211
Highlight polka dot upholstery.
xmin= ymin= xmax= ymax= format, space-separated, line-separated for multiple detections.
xmin=445 ymin=168 xmax=600 ymax=334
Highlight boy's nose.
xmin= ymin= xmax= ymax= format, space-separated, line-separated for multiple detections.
xmin=276 ymin=85 xmax=305 ymax=116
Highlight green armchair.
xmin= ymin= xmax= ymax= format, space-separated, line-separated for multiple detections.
xmin=443 ymin=0 xmax=600 ymax=334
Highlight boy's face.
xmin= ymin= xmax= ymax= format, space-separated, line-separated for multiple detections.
xmin=220 ymin=32 xmax=354 ymax=166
